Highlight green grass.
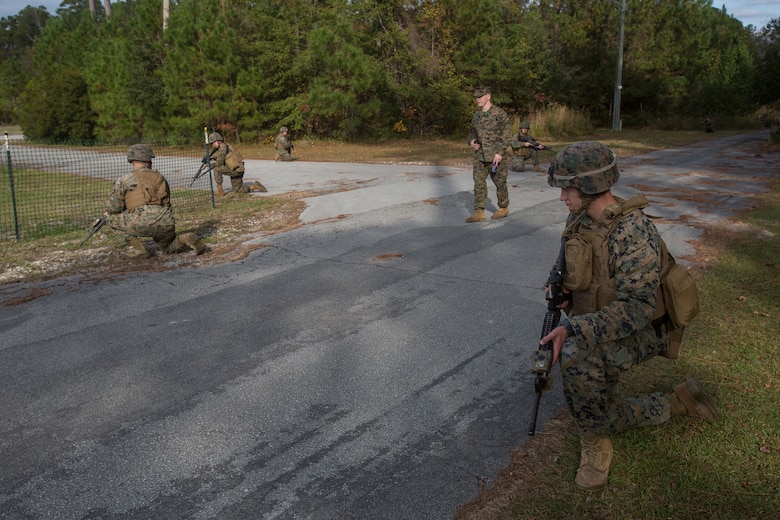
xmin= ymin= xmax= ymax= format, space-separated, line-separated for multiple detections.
xmin=479 ymin=187 xmax=780 ymax=520
xmin=0 ymin=169 xmax=112 ymax=240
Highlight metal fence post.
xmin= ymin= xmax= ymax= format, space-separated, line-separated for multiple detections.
xmin=4 ymin=132 xmax=21 ymax=240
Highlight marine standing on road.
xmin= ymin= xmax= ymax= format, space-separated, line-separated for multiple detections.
xmin=540 ymin=141 xmax=719 ymax=491
xmin=510 ymin=121 xmax=545 ymax=172
xmin=466 ymin=86 xmax=511 ymax=223
xmin=105 ymin=144 xmax=206 ymax=259
xmin=206 ymin=132 xmax=267 ymax=196
xmin=274 ymin=126 xmax=294 ymax=162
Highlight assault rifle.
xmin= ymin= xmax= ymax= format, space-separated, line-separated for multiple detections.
xmin=528 ymin=237 xmax=567 ymax=436
xmin=189 ymin=154 xmax=212 ymax=187
xmin=525 ymin=137 xmax=554 ymax=153
xmin=79 ymin=216 xmax=107 ymax=247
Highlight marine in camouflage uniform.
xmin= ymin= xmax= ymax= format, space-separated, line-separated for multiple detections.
xmin=274 ymin=126 xmax=293 ymax=162
xmin=466 ymin=86 xmax=511 ymax=222
xmin=207 ymin=132 xmax=266 ymax=196
xmin=540 ymin=141 xmax=719 ymax=491
xmin=509 ymin=121 xmax=544 ymax=172
xmin=106 ymin=144 xmax=205 ymax=259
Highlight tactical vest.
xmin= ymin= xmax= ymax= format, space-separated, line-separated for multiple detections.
xmin=561 ymin=195 xmax=667 ymax=321
xmin=225 ymin=144 xmax=244 ymax=171
xmin=561 ymin=195 xmax=699 ymax=359
xmin=124 ymin=168 xmax=169 ymax=211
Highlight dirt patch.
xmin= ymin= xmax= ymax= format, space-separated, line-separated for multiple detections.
xmin=0 ymin=193 xmax=307 ymax=286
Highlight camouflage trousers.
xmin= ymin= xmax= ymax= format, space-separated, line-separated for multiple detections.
xmin=106 ymin=205 xmax=180 ymax=253
xmin=560 ymin=325 xmax=671 ymax=438
xmin=509 ymin=148 xmax=538 ymax=171
xmin=213 ymin=166 xmax=252 ymax=193
xmin=472 ymin=159 xmax=509 ymax=210
xmin=275 ymin=149 xmax=293 ymax=161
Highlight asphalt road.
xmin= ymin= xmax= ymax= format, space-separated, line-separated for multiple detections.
xmin=0 ymin=132 xmax=777 ymax=520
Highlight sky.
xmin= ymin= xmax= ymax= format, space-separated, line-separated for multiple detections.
xmin=0 ymin=0 xmax=778 ymax=29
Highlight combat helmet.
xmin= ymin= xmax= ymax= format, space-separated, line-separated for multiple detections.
xmin=127 ymin=144 xmax=155 ymax=163
xmin=547 ymin=141 xmax=619 ymax=194
xmin=208 ymin=132 xmax=224 ymax=144
xmin=279 ymin=126 xmax=289 ymax=133
xmin=520 ymin=121 xmax=531 ymax=129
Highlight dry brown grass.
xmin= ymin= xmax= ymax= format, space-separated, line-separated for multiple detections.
xmin=237 ymin=129 xmax=746 ymax=165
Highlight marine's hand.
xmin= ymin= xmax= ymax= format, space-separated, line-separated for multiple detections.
xmin=540 ymin=325 xmax=568 ymax=366
xmin=561 ymin=288 xmax=571 ymax=310
xmin=470 ymin=139 xmax=481 ymax=151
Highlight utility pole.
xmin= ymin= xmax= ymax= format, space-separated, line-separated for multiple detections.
xmin=612 ymin=0 xmax=626 ymax=132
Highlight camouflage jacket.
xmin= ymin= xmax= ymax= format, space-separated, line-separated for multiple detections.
xmin=561 ymin=202 xmax=663 ymax=348
xmin=511 ymin=132 xmax=538 ymax=149
xmin=274 ymin=133 xmax=291 ymax=152
xmin=209 ymin=143 xmax=228 ymax=168
xmin=468 ymin=104 xmax=511 ymax=162
xmin=106 ymin=167 xmax=171 ymax=214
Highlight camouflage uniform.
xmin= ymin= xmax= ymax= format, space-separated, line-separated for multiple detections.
xmin=209 ymin=142 xmax=252 ymax=193
xmin=509 ymin=132 xmax=540 ymax=171
xmin=558 ymin=206 xmax=671 ymax=438
xmin=274 ymin=127 xmax=293 ymax=161
xmin=545 ymin=141 xmax=718 ymax=491
xmin=105 ymin=167 xmax=180 ymax=253
xmin=467 ymin=102 xmax=511 ymax=211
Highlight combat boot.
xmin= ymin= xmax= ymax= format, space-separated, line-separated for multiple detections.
xmin=492 ymin=207 xmax=509 ymax=219
xmin=575 ymin=436 xmax=613 ymax=491
xmin=127 ymin=237 xmax=150 ymax=259
xmin=671 ymin=378 xmax=720 ymax=421
xmin=251 ymin=181 xmax=268 ymax=192
xmin=215 ymin=184 xmax=225 ymax=197
xmin=177 ymin=232 xmax=206 ymax=255
xmin=465 ymin=209 xmax=486 ymax=223
xmin=534 ymin=165 xmax=544 ymax=172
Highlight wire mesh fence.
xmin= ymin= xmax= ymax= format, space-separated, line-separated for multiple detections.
xmin=0 ymin=136 xmax=215 ymax=241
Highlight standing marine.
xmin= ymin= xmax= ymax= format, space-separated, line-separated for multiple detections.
xmin=206 ymin=132 xmax=267 ymax=196
xmin=105 ymin=144 xmax=206 ymax=259
xmin=539 ymin=141 xmax=719 ymax=491
xmin=466 ymin=86 xmax=511 ymax=223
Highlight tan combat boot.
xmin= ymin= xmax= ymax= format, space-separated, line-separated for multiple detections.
xmin=251 ymin=181 xmax=268 ymax=192
xmin=177 ymin=232 xmax=206 ymax=255
xmin=127 ymin=237 xmax=150 ymax=259
xmin=465 ymin=209 xmax=485 ymax=223
xmin=215 ymin=184 xmax=225 ymax=197
xmin=492 ymin=207 xmax=509 ymax=219
xmin=671 ymin=378 xmax=720 ymax=421
xmin=575 ymin=436 xmax=613 ymax=491
xmin=534 ymin=165 xmax=544 ymax=172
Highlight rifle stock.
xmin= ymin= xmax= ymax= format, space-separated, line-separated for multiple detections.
xmin=528 ymin=237 xmax=567 ymax=436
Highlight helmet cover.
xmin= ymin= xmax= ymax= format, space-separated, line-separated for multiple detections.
xmin=547 ymin=141 xmax=619 ymax=194
xmin=127 ymin=144 xmax=155 ymax=163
